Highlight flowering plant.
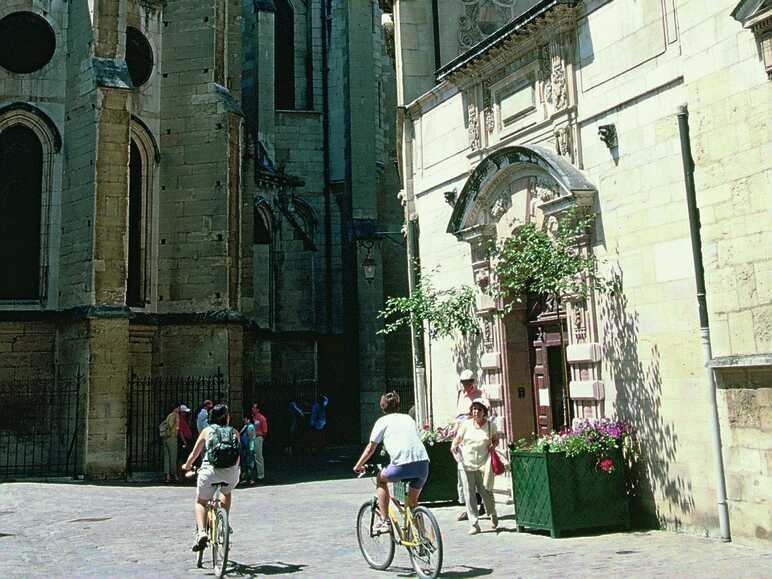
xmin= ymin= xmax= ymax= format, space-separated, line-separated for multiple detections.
xmin=520 ymin=418 xmax=633 ymax=474
xmin=418 ymin=422 xmax=456 ymax=446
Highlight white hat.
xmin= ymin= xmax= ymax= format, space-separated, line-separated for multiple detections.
xmin=459 ymin=369 xmax=475 ymax=382
xmin=471 ymin=397 xmax=490 ymax=411
xmin=178 ymin=404 xmax=191 ymax=412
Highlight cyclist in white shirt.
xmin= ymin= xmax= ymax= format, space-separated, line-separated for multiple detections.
xmin=353 ymin=391 xmax=429 ymax=530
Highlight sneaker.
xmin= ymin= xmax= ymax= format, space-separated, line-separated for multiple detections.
xmin=456 ymin=511 xmax=469 ymax=521
xmin=468 ymin=524 xmax=481 ymax=535
xmin=491 ymin=513 xmax=499 ymax=529
xmin=372 ymin=519 xmax=391 ymax=534
xmin=192 ymin=529 xmax=209 ymax=551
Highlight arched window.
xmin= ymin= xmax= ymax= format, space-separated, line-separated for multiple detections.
xmin=128 ymin=119 xmax=158 ymax=309
xmin=0 ymin=125 xmax=43 ymax=299
xmin=275 ymin=0 xmax=295 ymax=109
xmin=253 ymin=202 xmax=274 ymax=326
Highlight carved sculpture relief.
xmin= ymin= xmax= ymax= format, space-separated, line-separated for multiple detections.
xmin=467 ymin=101 xmax=481 ymax=151
xmin=490 ymin=196 xmax=510 ymax=219
xmin=539 ymin=34 xmax=572 ymax=114
xmin=554 ymin=126 xmax=573 ymax=163
xmin=574 ymin=305 xmax=587 ymax=342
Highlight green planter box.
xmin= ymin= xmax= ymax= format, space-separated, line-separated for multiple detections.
xmin=394 ymin=440 xmax=458 ymax=504
xmin=510 ymin=447 xmax=630 ymax=538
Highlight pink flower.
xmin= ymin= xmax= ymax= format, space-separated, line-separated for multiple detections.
xmin=423 ymin=424 xmax=430 ymax=430
xmin=598 ymin=458 xmax=615 ymax=473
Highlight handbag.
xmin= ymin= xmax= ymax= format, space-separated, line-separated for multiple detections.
xmin=487 ymin=422 xmax=505 ymax=475
xmin=490 ymin=448 xmax=505 ymax=475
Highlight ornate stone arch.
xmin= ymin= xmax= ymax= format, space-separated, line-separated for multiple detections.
xmin=448 ymin=144 xmax=604 ymax=440
xmin=447 ymin=144 xmax=595 ymax=237
xmin=0 ymin=103 xmax=62 ymax=305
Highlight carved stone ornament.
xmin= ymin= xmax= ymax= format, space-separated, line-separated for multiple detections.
xmin=539 ymin=37 xmax=569 ymax=112
xmin=528 ymin=175 xmax=559 ymax=204
xmin=490 ymin=196 xmax=510 ymax=219
xmin=467 ymin=102 xmax=481 ymax=151
xmin=481 ymin=316 xmax=495 ymax=352
xmin=474 ymin=267 xmax=491 ymax=289
xmin=554 ymin=126 xmax=573 ymax=163
xmin=574 ymin=306 xmax=587 ymax=342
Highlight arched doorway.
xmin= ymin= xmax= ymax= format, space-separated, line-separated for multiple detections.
xmin=448 ymin=145 xmax=602 ymax=441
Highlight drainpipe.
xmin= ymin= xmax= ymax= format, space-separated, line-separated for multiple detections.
xmin=676 ymin=104 xmax=731 ymax=542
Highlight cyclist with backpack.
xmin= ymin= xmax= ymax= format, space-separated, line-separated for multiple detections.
xmin=182 ymin=403 xmax=241 ymax=551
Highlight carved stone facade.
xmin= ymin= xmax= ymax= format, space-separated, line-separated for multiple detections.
xmin=394 ymin=0 xmax=771 ymax=544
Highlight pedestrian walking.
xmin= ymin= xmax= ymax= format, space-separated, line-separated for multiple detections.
xmin=451 ymin=397 xmax=498 ymax=534
xmin=454 ymin=369 xmax=482 ymax=520
xmin=251 ymin=402 xmax=268 ymax=480
xmin=309 ymin=394 xmax=329 ymax=453
xmin=196 ymin=400 xmax=213 ymax=434
xmin=160 ymin=404 xmax=190 ymax=482
xmin=239 ymin=415 xmax=258 ymax=485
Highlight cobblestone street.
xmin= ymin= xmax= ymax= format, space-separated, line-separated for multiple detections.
xmin=2 ymin=469 xmax=770 ymax=578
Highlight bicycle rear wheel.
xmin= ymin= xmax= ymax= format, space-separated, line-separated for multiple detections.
xmin=407 ymin=506 xmax=443 ymax=579
xmin=356 ymin=500 xmax=395 ymax=570
xmin=212 ymin=507 xmax=230 ymax=578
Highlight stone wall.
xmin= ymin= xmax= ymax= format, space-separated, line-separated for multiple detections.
xmin=0 ymin=321 xmax=56 ymax=380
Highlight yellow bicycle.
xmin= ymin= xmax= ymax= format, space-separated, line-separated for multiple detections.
xmin=356 ymin=464 xmax=443 ymax=579
xmin=187 ymin=470 xmax=230 ymax=578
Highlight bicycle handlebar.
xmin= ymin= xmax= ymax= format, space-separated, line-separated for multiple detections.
xmin=357 ymin=463 xmax=381 ymax=478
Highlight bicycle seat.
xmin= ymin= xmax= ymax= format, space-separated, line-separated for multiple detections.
xmin=211 ymin=482 xmax=229 ymax=488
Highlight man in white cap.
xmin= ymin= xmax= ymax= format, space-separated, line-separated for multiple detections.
xmin=454 ymin=369 xmax=482 ymax=520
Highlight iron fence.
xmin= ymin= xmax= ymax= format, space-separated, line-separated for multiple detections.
xmin=126 ymin=369 xmax=227 ymax=475
xmin=0 ymin=371 xmax=84 ymax=480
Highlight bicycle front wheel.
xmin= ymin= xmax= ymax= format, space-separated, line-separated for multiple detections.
xmin=408 ymin=506 xmax=443 ymax=579
xmin=356 ymin=500 xmax=395 ymax=570
xmin=212 ymin=507 xmax=230 ymax=578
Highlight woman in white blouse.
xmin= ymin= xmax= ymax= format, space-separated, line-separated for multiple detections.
xmin=451 ymin=398 xmax=499 ymax=534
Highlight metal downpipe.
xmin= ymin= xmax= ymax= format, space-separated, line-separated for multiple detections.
xmin=676 ymin=104 xmax=731 ymax=542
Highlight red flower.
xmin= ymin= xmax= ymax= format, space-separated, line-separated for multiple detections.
xmin=598 ymin=458 xmax=615 ymax=473
xmin=423 ymin=424 xmax=430 ymax=430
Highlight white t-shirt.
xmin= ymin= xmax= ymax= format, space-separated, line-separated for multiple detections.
xmin=369 ymin=413 xmax=429 ymax=466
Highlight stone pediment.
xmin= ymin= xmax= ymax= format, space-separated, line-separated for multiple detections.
xmin=447 ymin=144 xmax=595 ymax=237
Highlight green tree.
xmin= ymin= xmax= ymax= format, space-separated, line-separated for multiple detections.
xmin=377 ymin=280 xmax=479 ymax=339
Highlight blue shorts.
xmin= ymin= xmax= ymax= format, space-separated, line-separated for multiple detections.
xmin=383 ymin=460 xmax=429 ymax=490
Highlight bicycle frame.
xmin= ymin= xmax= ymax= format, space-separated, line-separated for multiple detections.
xmin=386 ymin=497 xmax=420 ymax=548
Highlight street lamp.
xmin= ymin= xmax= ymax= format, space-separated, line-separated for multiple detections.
xmin=361 ymin=241 xmax=376 ymax=283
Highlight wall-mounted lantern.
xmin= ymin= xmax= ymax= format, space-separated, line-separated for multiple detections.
xmin=361 ymin=241 xmax=376 ymax=283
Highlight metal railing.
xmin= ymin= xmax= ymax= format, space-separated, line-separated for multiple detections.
xmin=126 ymin=369 xmax=227 ymax=475
xmin=0 ymin=371 xmax=84 ymax=480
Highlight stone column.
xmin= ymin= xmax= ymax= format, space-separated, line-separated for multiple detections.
xmin=85 ymin=315 xmax=130 ymax=479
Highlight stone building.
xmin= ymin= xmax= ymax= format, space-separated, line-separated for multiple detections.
xmin=389 ymin=0 xmax=770 ymax=544
xmin=0 ymin=0 xmax=410 ymax=477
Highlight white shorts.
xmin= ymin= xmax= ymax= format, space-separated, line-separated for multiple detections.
xmin=196 ymin=465 xmax=240 ymax=500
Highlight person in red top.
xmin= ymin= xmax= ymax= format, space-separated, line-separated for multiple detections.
xmin=250 ymin=402 xmax=268 ymax=481
xmin=178 ymin=405 xmax=194 ymax=467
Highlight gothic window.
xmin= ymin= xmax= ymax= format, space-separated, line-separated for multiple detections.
xmin=275 ymin=0 xmax=296 ymax=109
xmin=0 ymin=125 xmax=43 ymax=300
xmin=127 ymin=120 xmax=158 ymax=309
xmin=254 ymin=206 xmax=272 ymax=244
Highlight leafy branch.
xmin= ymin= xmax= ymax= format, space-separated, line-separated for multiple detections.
xmin=377 ymin=280 xmax=479 ymax=339
xmin=488 ymin=210 xmax=609 ymax=312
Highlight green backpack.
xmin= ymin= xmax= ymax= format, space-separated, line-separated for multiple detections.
xmin=206 ymin=424 xmax=240 ymax=468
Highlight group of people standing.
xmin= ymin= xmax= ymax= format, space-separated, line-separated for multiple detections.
xmin=160 ymin=400 xmax=268 ymax=485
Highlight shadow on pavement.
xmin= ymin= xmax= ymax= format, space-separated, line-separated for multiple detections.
xmin=385 ymin=565 xmax=493 ymax=578
xmin=227 ymin=561 xmax=307 ymax=576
